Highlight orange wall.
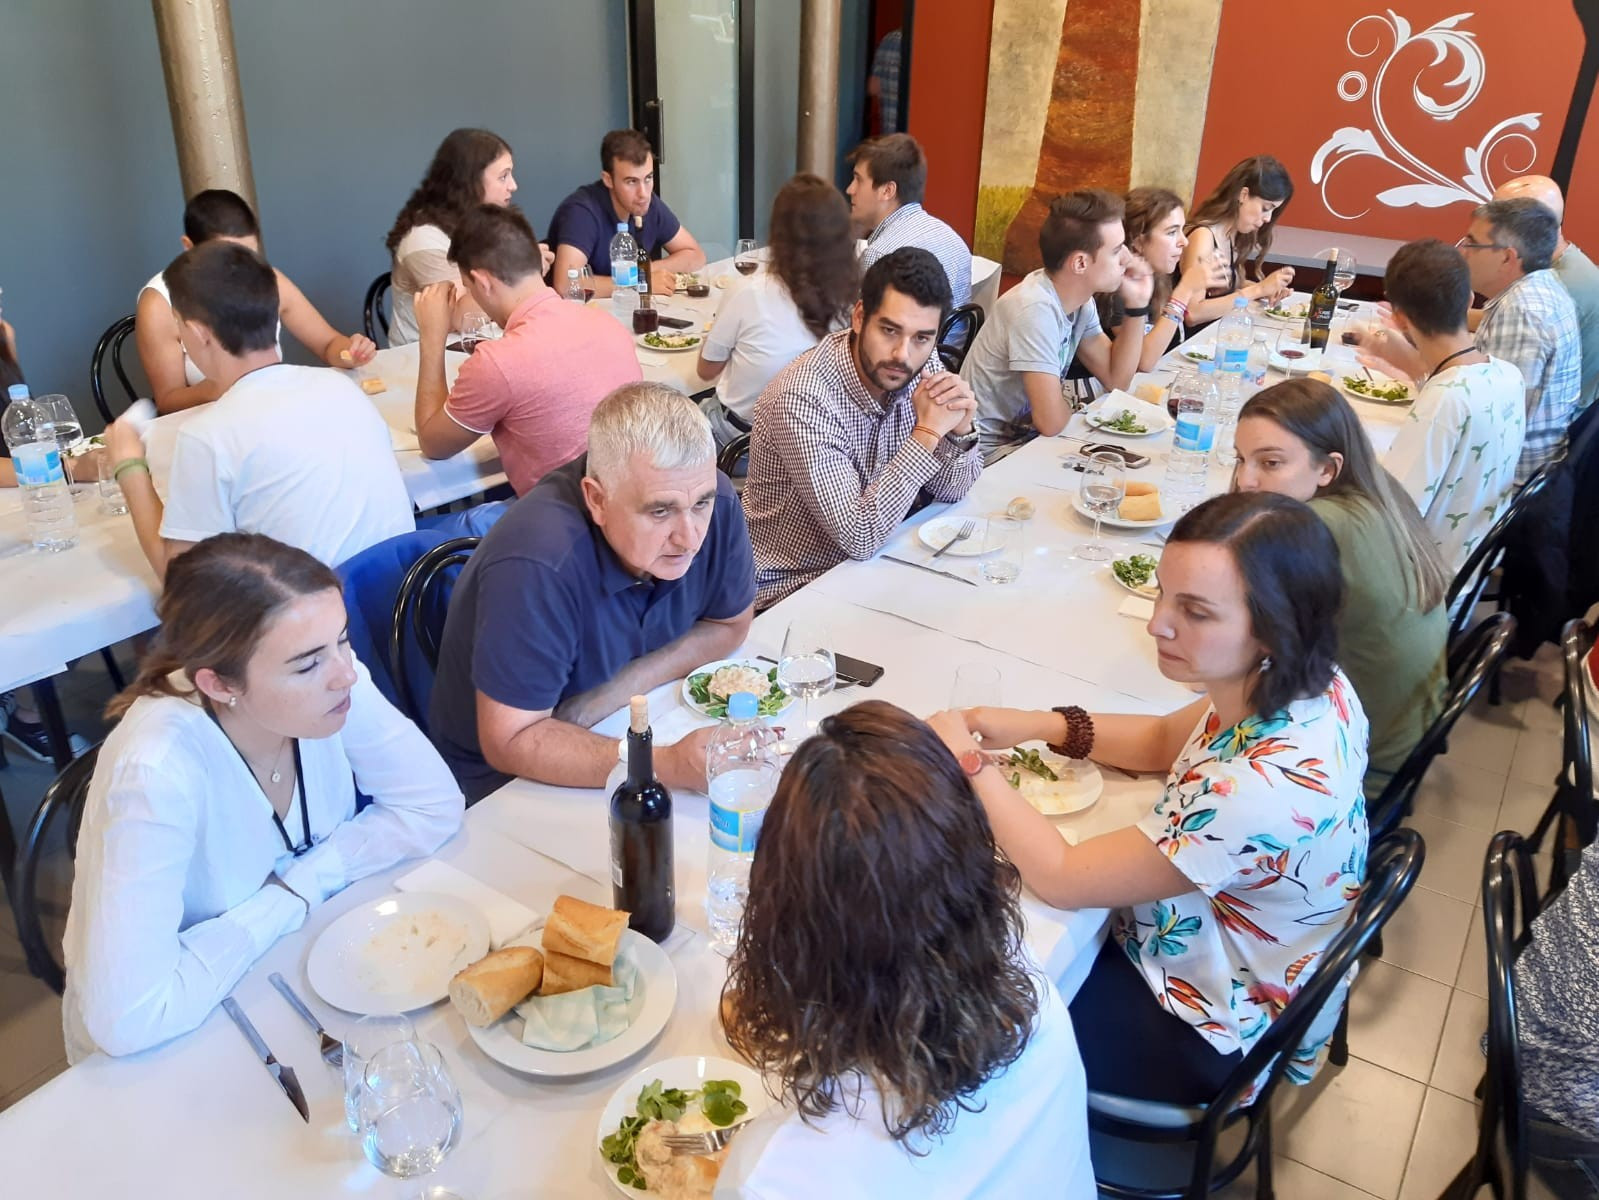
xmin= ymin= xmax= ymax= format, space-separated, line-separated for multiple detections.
xmin=907 ymin=0 xmax=995 ymax=242
xmin=1194 ymin=1 xmax=1599 ymax=248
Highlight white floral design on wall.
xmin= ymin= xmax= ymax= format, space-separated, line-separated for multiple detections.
xmin=1311 ymin=10 xmax=1542 ymax=218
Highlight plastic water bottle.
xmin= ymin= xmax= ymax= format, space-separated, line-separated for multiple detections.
xmin=705 ymin=692 xmax=781 ymax=953
xmin=2 ymin=385 xmax=78 ymax=552
xmin=1164 ymin=367 xmax=1216 ymax=513
xmin=610 ymin=223 xmax=639 ymax=317
xmin=1215 ymin=296 xmax=1254 ymax=374
xmin=1211 ymin=368 xmax=1246 ymax=468
xmin=565 ymin=268 xmax=584 ymax=302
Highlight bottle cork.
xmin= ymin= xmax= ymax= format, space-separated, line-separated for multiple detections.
xmin=628 ymin=695 xmax=650 ymax=734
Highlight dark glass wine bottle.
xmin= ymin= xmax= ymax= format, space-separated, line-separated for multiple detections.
xmin=634 ymin=216 xmax=652 ymax=304
xmin=609 ymin=695 xmax=675 ymax=942
xmin=1306 ymin=252 xmax=1341 ymax=351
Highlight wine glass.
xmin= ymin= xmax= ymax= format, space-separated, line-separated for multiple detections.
xmin=1076 ymin=450 xmax=1125 ymax=561
xmin=343 ymin=1013 xmax=416 ymax=1133
xmin=734 ymin=239 xmax=758 ymax=277
xmin=777 ymin=619 xmax=835 ymax=737
xmin=359 ymin=1041 xmax=463 ymax=1187
xmin=38 ymin=394 xmax=84 ymax=454
xmin=951 ymin=663 xmax=1002 ymax=709
xmin=578 ymin=264 xmax=595 ymax=303
xmin=1317 ymin=246 xmax=1358 ymax=292
xmin=458 ymin=312 xmax=491 ymax=354
xmin=1273 ymin=324 xmax=1317 ymax=374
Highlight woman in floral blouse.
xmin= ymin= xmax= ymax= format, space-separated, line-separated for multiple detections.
xmin=931 ymin=491 xmax=1370 ymax=1103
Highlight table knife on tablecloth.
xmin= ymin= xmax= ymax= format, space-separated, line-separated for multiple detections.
xmin=221 ymin=996 xmax=311 ymax=1123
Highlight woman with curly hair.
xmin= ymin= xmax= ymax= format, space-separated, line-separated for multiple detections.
xmin=386 ymin=128 xmax=535 ymax=345
xmin=717 ymin=700 xmax=1094 ymax=1197
xmin=695 ymin=174 xmax=859 ymax=448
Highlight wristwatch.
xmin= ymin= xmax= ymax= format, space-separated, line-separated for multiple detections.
xmin=948 ymin=429 xmax=980 ymax=453
xmin=959 ymin=748 xmax=987 ymax=776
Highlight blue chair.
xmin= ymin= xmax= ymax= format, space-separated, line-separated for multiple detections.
xmin=339 ymin=529 xmax=461 ymax=712
xmin=391 ymin=537 xmax=480 ymax=734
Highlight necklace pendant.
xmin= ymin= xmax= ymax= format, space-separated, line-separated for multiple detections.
xmin=270 ymin=769 xmax=283 ymax=784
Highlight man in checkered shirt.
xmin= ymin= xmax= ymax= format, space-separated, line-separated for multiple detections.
xmin=1459 ymin=197 xmax=1582 ymax=484
xmin=848 ymin=134 xmax=972 ymax=307
xmin=743 ymin=248 xmax=982 ymax=608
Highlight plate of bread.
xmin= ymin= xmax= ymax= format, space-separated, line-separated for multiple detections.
xmin=306 ymin=891 xmax=491 ymax=1015
xmin=1072 ymin=481 xmax=1171 ymax=528
xmin=451 ymin=895 xmax=677 ymax=1078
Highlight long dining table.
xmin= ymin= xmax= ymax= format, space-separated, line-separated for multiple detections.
xmin=0 ymin=297 xmax=1414 ymax=1197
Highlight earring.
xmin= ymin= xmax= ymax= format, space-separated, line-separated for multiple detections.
xmin=228 ymin=696 xmax=238 ymax=707
xmin=1259 ymin=655 xmax=1274 ymax=673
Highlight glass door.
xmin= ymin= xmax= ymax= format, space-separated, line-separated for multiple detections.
xmin=628 ymin=0 xmax=755 ymax=262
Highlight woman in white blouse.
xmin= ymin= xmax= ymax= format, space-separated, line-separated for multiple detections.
xmin=62 ymin=533 xmax=463 ymax=1060
xmin=695 ymin=173 xmax=859 ymax=448
xmin=930 ymin=491 xmax=1370 ymax=1105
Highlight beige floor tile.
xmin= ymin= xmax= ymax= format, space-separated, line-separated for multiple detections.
xmin=1378 ymin=884 xmax=1473 ymax=985
xmin=1430 ymin=989 xmax=1488 ymax=1101
xmin=1396 ymin=1087 xmax=1479 ymax=1199
xmin=1497 ymin=776 xmax=1557 ymax=840
xmin=1509 ymin=728 xmax=1565 ymax=788
xmin=1518 ymin=694 xmax=1565 ymax=737
xmin=1440 ymin=706 xmax=1523 ymax=776
xmin=1410 ymin=757 xmax=1509 ymax=833
xmin=0 ymin=971 xmax=66 ymax=1097
xmin=1215 ymin=1156 xmax=1382 ymax=1199
xmin=1455 ymin=907 xmax=1487 ymax=998
xmin=1345 ymin=961 xmax=1452 ymax=1083
xmin=1276 ymin=1056 xmax=1425 ymax=1199
xmin=1405 ymin=814 xmax=1492 ymax=904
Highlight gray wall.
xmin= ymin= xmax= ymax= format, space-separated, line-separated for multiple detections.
xmin=0 ymin=0 xmax=628 ymax=430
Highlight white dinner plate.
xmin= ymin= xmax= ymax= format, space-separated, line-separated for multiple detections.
xmin=1110 ymin=552 xmax=1161 ymax=599
xmin=306 ymin=892 xmax=491 ymax=1015
xmin=1177 ymin=346 xmax=1214 ymax=363
xmin=1082 ymin=406 xmax=1172 ymax=438
xmin=1257 ymin=304 xmax=1309 ymax=325
xmin=596 ymin=1054 xmax=770 ymax=1198
xmin=635 ymin=332 xmax=703 ymax=353
xmin=994 ymin=744 xmax=1103 ymax=816
xmin=1267 ymin=347 xmax=1325 ymax=374
xmin=465 ymin=929 xmax=677 ymax=1079
xmin=1071 ymin=493 xmax=1174 ymax=530
xmin=916 ymin=515 xmax=1008 ymax=557
xmin=681 ymin=658 xmax=796 ymax=719
xmin=1338 ymin=371 xmax=1414 ymax=405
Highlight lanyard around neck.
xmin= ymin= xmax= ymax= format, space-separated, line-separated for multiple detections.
xmin=210 ymin=712 xmax=312 ymax=856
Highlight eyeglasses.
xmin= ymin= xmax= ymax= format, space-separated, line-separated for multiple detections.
xmin=1455 ymin=236 xmax=1505 ymax=252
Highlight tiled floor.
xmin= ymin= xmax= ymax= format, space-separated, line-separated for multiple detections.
xmin=0 ymin=643 xmax=1572 ymax=1198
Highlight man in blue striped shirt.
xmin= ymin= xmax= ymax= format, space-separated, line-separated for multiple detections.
xmin=848 ymin=134 xmax=972 ymax=308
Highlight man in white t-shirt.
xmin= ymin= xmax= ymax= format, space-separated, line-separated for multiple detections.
xmin=1373 ymin=239 xmax=1525 ymax=575
xmin=106 ymin=242 xmax=415 ymax=577
xmin=962 ymin=189 xmax=1152 ymax=457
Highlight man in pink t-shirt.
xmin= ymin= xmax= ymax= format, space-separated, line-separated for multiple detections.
xmin=413 ymin=205 xmax=642 ymax=494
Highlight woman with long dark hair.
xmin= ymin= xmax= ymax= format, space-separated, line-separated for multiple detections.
xmin=62 ymin=533 xmax=462 ymax=1060
xmin=386 ymin=128 xmax=522 ymax=344
xmin=1234 ymin=377 xmax=1448 ymax=800
xmin=1179 ymin=155 xmax=1298 ymax=326
xmin=930 ymin=492 xmax=1369 ymax=1105
xmin=695 ymin=173 xmax=859 ymax=447
xmin=718 ymin=700 xmax=1094 ymax=1196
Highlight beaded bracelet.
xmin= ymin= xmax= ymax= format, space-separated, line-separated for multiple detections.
xmin=1047 ymin=705 xmax=1095 ymax=760
xmin=1162 ymin=298 xmax=1189 ymax=325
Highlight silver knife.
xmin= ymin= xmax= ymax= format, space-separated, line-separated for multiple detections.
xmin=881 ymin=554 xmax=980 ymax=587
xmin=221 ymin=996 xmax=311 ymax=1123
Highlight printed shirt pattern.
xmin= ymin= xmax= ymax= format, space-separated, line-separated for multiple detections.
xmin=1476 ymin=269 xmax=1582 ymax=484
xmin=1116 ymin=670 xmax=1371 ymax=1087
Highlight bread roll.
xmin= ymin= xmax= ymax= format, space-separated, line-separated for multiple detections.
xmin=359 ymin=377 xmax=387 ymax=395
xmin=1124 ymin=481 xmax=1158 ymax=497
xmin=448 ymin=946 xmax=544 ymax=1026
xmin=541 ymin=895 xmax=629 ymax=967
xmin=539 ymin=949 xmax=615 ymax=995
xmin=1119 ymin=486 xmax=1163 ymax=521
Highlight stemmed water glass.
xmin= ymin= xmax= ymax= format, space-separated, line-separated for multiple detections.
xmin=951 ymin=663 xmax=1002 ymax=709
xmin=457 ymin=312 xmax=492 ymax=354
xmin=1317 ymin=246 xmax=1358 ymax=292
xmin=38 ymin=395 xmax=84 ymax=454
xmin=358 ymin=1040 xmax=463 ymax=1192
xmin=1076 ymin=450 xmax=1125 ymax=562
xmin=777 ymin=619 xmax=835 ymax=737
xmin=734 ymin=239 xmax=759 ymax=276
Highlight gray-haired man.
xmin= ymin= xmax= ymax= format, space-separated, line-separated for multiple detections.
xmin=430 ymin=382 xmax=755 ymax=802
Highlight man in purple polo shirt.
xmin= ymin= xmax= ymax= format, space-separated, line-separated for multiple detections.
xmin=547 ymin=129 xmax=706 ymax=298
xmin=429 ymin=383 xmax=755 ymax=802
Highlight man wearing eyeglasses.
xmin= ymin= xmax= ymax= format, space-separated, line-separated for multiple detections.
xmin=1455 ymin=198 xmax=1581 ymax=483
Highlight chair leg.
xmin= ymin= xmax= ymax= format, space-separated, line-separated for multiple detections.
xmin=33 ymin=679 xmax=75 ymax=771
xmin=1254 ymin=1105 xmax=1275 ymax=1200
xmin=1329 ymin=1004 xmax=1350 ymax=1067
xmin=99 ymin=647 xmax=125 ymax=692
xmin=1440 ymin=1158 xmax=1476 ymax=1200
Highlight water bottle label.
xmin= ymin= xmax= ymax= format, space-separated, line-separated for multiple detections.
xmin=1217 ymin=347 xmax=1249 ymax=372
xmin=709 ymin=800 xmax=765 ymax=854
xmin=13 ymin=443 xmax=64 ymax=488
xmin=614 ymin=259 xmax=638 ymax=288
xmin=1174 ymin=415 xmax=1203 ymax=452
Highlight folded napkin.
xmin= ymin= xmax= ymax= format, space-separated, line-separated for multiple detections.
xmin=393 ymin=860 xmax=540 ymax=949
xmin=1082 ymin=390 xmax=1169 ymax=432
xmin=516 ymin=951 xmax=640 ymax=1052
xmin=1117 ymin=595 xmax=1156 ymax=621
xmin=388 ymin=425 xmax=422 ymax=454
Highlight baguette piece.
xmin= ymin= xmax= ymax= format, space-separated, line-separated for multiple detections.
xmin=539 ymin=949 xmax=615 ymax=995
xmin=448 ymin=946 xmax=544 ymax=1026
xmin=541 ymin=895 xmax=629 ymax=967
xmin=1118 ymin=484 xmax=1163 ymax=522
xmin=359 ymin=377 xmax=387 ymax=395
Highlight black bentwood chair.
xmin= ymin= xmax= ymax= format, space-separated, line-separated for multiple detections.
xmin=390 ymin=536 xmax=478 ymax=733
xmin=363 ymin=271 xmax=393 ymax=347
xmin=1444 ymin=459 xmax=1559 ymax=647
xmin=935 ymin=303 xmax=986 ymax=373
xmin=717 ymin=432 xmax=752 ymax=484
xmin=1087 ymin=829 xmax=1425 ymax=1200
xmin=1523 ymin=618 xmax=1598 ymax=899
xmin=1441 ymin=831 xmax=1539 ymax=1200
xmin=90 ymin=314 xmax=139 ymax=424
xmin=13 ymin=743 xmax=102 ymax=995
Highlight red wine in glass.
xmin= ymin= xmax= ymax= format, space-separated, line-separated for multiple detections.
xmin=735 ymin=260 xmax=757 ymax=276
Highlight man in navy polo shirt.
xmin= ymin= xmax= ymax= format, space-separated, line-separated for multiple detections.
xmin=429 ymin=382 xmax=754 ymax=802
xmin=548 ymin=129 xmax=706 ymax=300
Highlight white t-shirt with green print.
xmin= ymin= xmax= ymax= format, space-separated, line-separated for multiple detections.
xmin=1383 ymin=356 xmax=1526 ymax=576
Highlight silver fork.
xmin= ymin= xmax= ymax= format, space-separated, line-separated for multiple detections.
xmin=660 ymin=1121 xmax=750 ymax=1156
xmin=930 ymin=519 xmax=976 ymax=560
xmin=269 ymin=972 xmax=343 ymax=1070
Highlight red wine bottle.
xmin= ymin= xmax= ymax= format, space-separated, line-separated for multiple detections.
xmin=634 ymin=217 xmax=652 ymax=303
xmin=609 ymin=695 xmax=675 ymax=942
xmin=1306 ymin=253 xmax=1340 ymax=351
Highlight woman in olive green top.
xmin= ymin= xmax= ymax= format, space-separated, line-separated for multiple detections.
xmin=1233 ymin=378 xmax=1448 ymax=800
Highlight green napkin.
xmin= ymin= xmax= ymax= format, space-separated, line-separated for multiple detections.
xmin=516 ymin=951 xmax=640 ymax=1051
